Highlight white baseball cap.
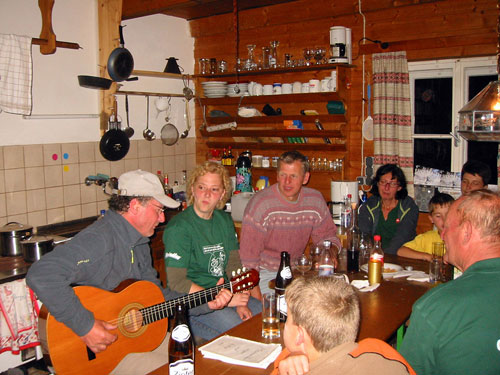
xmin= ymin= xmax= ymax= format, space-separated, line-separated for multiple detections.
xmin=117 ymin=170 xmax=180 ymax=209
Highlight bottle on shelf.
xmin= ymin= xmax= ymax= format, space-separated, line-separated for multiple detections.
xmin=168 ymin=303 xmax=194 ymax=375
xmin=227 ymin=146 xmax=235 ymax=166
xmin=318 ymin=240 xmax=335 ymax=277
xmin=275 ymin=251 xmax=293 ymax=322
xmin=157 ymin=170 xmax=165 ymax=190
xmin=368 ymin=235 xmax=384 ymax=285
xmin=235 ymin=150 xmax=252 ymax=192
xmin=222 ymin=148 xmax=228 ymax=166
xmin=164 ymin=173 xmax=174 ymax=197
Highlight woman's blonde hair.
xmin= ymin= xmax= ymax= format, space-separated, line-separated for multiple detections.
xmin=186 ymin=161 xmax=232 ymax=210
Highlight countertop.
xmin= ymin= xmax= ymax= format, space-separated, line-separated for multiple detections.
xmin=0 ymin=210 xmax=177 ymax=284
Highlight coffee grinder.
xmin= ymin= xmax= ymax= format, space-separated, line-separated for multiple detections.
xmin=328 ymin=26 xmax=351 ymax=64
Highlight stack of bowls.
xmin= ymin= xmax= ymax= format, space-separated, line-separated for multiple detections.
xmin=227 ymin=82 xmax=248 ymax=97
xmin=202 ymin=81 xmax=228 ymax=98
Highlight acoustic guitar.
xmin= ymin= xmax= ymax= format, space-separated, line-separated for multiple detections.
xmin=38 ymin=268 xmax=259 ymax=375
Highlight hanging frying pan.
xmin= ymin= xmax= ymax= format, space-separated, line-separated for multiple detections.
xmin=100 ymin=99 xmax=130 ymax=161
xmin=78 ymin=75 xmax=112 ymax=90
xmin=107 ymin=25 xmax=134 ymax=82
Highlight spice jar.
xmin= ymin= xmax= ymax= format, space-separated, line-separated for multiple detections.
xmin=262 ymin=156 xmax=270 ymax=168
xmin=272 ymin=157 xmax=279 ymax=168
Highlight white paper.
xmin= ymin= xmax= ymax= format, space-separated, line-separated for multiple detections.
xmin=198 ymin=335 xmax=282 ymax=369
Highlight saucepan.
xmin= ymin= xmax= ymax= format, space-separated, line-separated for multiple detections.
xmin=21 ymin=235 xmax=71 ymax=262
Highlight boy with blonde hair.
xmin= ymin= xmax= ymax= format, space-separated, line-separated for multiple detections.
xmin=271 ymin=277 xmax=415 ymax=375
xmin=397 ymin=192 xmax=454 ymax=262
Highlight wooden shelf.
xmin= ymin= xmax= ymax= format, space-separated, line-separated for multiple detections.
xmin=200 ymin=128 xmax=343 ymax=138
xmin=132 ymin=70 xmax=191 ymax=79
xmin=194 ymin=63 xmax=355 ymax=79
xmin=205 ymin=114 xmax=346 ymax=125
xmin=199 ymin=92 xmax=342 ymax=105
xmin=206 ymin=141 xmax=347 ymax=152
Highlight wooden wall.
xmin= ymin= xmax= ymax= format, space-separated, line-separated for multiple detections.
xmin=189 ymin=0 xmax=497 ymax=191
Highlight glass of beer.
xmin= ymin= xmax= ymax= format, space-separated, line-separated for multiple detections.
xmin=262 ymin=293 xmax=280 ymax=338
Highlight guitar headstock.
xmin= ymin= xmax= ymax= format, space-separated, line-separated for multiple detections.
xmin=230 ymin=268 xmax=259 ymax=293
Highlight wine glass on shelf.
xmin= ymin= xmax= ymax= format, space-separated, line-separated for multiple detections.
xmin=303 ymin=48 xmax=314 ymax=66
xmin=314 ymin=47 xmax=326 ymax=64
xmin=295 ymin=253 xmax=312 ymax=276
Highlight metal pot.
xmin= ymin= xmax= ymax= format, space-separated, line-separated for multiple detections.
xmin=21 ymin=235 xmax=54 ymax=262
xmin=0 ymin=222 xmax=33 ymax=257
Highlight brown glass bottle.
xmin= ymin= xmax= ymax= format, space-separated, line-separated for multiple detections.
xmin=168 ymin=303 xmax=194 ymax=375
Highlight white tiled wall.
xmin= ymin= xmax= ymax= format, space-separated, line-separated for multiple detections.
xmin=0 ymin=138 xmax=196 ymax=229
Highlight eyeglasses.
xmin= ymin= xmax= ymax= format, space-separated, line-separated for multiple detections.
xmin=378 ymin=180 xmax=399 ymax=188
xmin=149 ymin=202 xmax=166 ymax=215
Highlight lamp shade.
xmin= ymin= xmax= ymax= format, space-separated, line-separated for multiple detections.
xmin=458 ymin=80 xmax=500 ymax=142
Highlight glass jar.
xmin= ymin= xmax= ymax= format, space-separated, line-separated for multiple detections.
xmin=272 ymin=156 xmax=279 ymax=168
xmin=262 ymin=156 xmax=270 ymax=168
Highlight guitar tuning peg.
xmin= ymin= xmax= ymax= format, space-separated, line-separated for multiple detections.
xmin=242 ymin=266 xmax=247 ymax=272
xmin=237 ymin=268 xmax=241 ymax=275
xmin=232 ymin=270 xmax=236 ymax=277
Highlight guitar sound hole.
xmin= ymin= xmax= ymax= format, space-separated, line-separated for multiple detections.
xmin=122 ymin=308 xmax=144 ymax=334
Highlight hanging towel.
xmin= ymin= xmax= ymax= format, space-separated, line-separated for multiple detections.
xmin=0 ymin=279 xmax=40 ymax=354
xmin=0 ymin=34 xmax=33 ymax=115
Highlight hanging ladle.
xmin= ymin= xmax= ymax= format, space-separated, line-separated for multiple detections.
xmin=143 ymin=96 xmax=156 ymax=141
xmin=180 ymin=98 xmax=191 ymax=139
xmin=124 ymin=94 xmax=134 ymax=138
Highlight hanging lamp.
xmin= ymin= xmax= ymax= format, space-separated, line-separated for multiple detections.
xmin=457 ymin=3 xmax=500 ymax=142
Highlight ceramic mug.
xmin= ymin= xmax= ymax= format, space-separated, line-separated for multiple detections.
xmin=253 ymin=83 xmax=263 ymax=96
xmin=292 ymin=81 xmax=302 ymax=93
xmin=302 ymin=82 xmax=310 ymax=93
xmin=309 ymin=79 xmax=320 ymax=93
xmin=273 ymin=83 xmax=282 ymax=95
xmin=248 ymin=81 xmax=256 ymax=96
xmin=263 ymin=84 xmax=273 ymax=95
xmin=282 ymin=83 xmax=292 ymax=94
xmin=321 ymin=78 xmax=331 ymax=92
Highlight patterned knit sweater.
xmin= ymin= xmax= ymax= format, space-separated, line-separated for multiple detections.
xmin=239 ymin=184 xmax=340 ymax=271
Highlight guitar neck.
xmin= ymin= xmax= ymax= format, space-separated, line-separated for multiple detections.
xmin=140 ymin=281 xmax=231 ymax=325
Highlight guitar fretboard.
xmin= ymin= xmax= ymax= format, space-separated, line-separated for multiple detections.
xmin=140 ymin=281 xmax=231 ymax=325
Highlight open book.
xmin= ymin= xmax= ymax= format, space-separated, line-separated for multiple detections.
xmin=198 ymin=335 xmax=282 ymax=369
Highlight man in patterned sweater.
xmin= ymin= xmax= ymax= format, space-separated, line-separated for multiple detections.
xmin=239 ymin=151 xmax=340 ymax=298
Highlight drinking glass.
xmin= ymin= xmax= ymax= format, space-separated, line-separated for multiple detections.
xmin=244 ymin=44 xmax=257 ymax=71
xmin=314 ymin=47 xmax=326 ymax=64
xmin=303 ymin=48 xmax=314 ymax=66
xmin=262 ymin=293 xmax=280 ymax=338
xmin=295 ymin=253 xmax=312 ymax=275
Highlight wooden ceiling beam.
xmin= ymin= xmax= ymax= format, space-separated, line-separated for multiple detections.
xmin=122 ymin=0 xmax=298 ymax=20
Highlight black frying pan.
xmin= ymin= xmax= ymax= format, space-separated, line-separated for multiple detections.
xmin=107 ymin=25 xmax=134 ymax=82
xmin=100 ymin=112 xmax=130 ymax=161
xmin=78 ymin=75 xmax=112 ymax=90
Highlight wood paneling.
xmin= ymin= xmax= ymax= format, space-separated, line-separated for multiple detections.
xmin=189 ymin=0 xmax=497 ymax=198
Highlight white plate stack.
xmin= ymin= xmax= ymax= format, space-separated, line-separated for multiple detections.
xmin=227 ymin=82 xmax=248 ymax=97
xmin=202 ymin=81 xmax=228 ymax=98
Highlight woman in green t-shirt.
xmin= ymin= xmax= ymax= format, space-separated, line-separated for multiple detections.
xmin=163 ymin=162 xmax=261 ymax=341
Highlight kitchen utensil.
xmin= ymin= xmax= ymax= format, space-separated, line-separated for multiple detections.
xmin=160 ymin=101 xmax=179 ymax=145
xmin=124 ymin=95 xmax=134 ymax=138
xmin=100 ymin=101 xmax=130 ymax=161
xmin=78 ymin=75 xmax=112 ymax=90
xmin=143 ymin=96 xmax=156 ymax=141
xmin=21 ymin=235 xmax=54 ymax=262
xmin=107 ymin=25 xmax=134 ymax=82
xmin=0 ymin=222 xmax=33 ymax=257
xmin=182 ymin=75 xmax=194 ymax=101
xmin=180 ymin=98 xmax=191 ymax=139
xmin=164 ymin=57 xmax=182 ymax=74
xmin=363 ymin=84 xmax=374 ymax=141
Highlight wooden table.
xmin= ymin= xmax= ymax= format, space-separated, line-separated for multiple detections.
xmin=149 ymin=255 xmax=432 ymax=375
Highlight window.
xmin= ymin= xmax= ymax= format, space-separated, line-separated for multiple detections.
xmin=409 ymin=57 xmax=498 ymax=184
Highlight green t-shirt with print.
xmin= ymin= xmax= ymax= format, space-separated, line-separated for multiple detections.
xmin=163 ymin=205 xmax=239 ymax=289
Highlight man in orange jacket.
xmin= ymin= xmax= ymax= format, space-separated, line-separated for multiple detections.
xmin=271 ymin=276 xmax=415 ymax=375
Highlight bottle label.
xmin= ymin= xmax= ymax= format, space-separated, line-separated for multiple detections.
xmin=370 ymin=253 xmax=384 ymax=263
xmin=280 ymin=266 xmax=292 ymax=280
xmin=169 ymin=358 xmax=194 ymax=375
xmin=318 ymin=264 xmax=334 ymax=276
xmin=277 ymin=294 xmax=287 ymax=316
xmin=171 ymin=324 xmax=191 ymax=342
xmin=236 ymin=167 xmax=252 ymax=192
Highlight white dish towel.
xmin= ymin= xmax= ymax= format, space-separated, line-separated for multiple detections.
xmin=0 ymin=33 xmax=32 ymax=115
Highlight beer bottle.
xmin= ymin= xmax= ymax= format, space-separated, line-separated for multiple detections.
xmin=275 ymin=251 xmax=293 ymax=322
xmin=368 ymin=235 xmax=384 ymax=285
xmin=168 ymin=303 xmax=194 ymax=375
